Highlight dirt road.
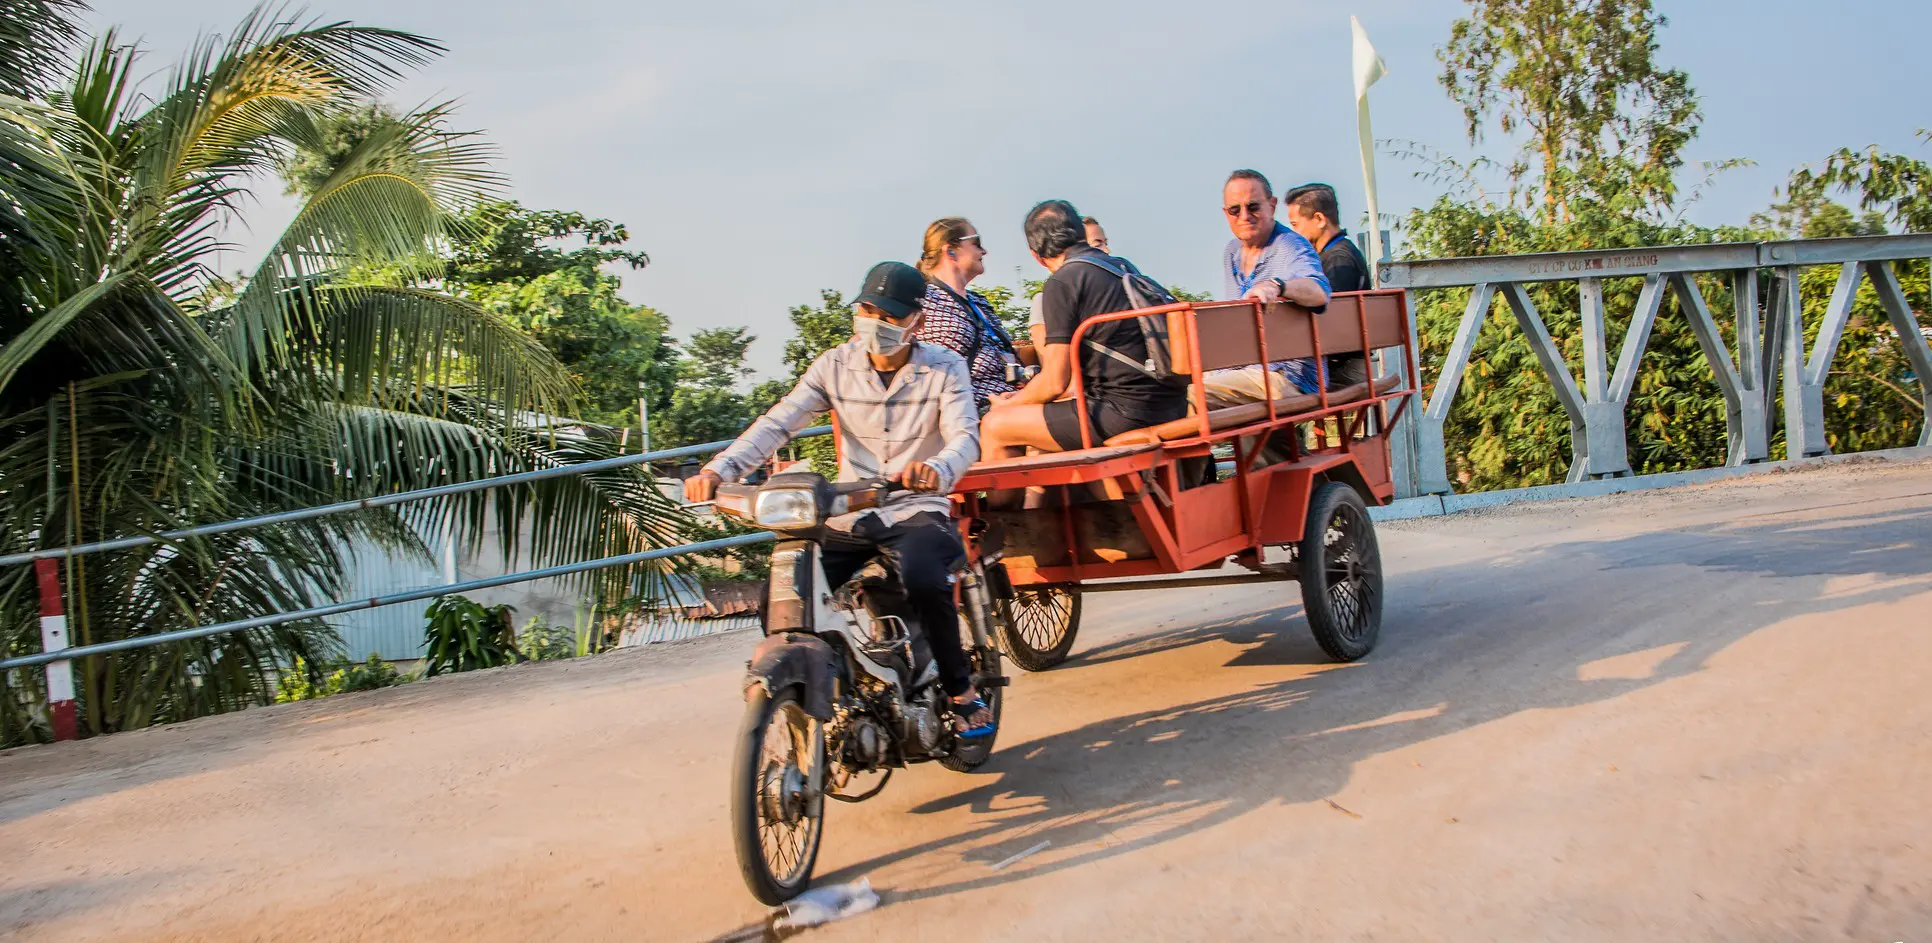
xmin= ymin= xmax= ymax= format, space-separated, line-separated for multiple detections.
xmin=4 ymin=458 xmax=1930 ymax=942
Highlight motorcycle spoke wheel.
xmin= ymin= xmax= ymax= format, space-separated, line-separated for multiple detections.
xmin=1298 ymin=482 xmax=1383 ymax=662
xmin=733 ymin=688 xmax=824 ymax=903
xmin=997 ymin=586 xmax=1081 ymax=672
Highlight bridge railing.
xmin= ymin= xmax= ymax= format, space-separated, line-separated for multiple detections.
xmin=1 ymin=428 xmax=830 ymax=740
xmin=13 ymin=234 xmax=1932 ymax=740
xmin=1378 ymin=234 xmax=1932 ymax=496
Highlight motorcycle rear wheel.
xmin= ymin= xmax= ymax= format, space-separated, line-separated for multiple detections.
xmin=996 ymin=586 xmax=1081 ymax=671
xmin=731 ymin=685 xmax=825 ymax=904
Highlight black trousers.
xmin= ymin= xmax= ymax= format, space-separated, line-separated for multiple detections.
xmin=820 ymin=511 xmax=972 ymax=698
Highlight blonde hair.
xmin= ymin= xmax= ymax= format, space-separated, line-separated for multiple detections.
xmin=917 ymin=217 xmax=975 ymax=275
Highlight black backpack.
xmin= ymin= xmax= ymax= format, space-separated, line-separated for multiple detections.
xmin=1066 ymin=254 xmax=1188 ymax=388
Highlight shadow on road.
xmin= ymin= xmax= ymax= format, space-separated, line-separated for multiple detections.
xmin=787 ymin=500 xmax=1932 ymax=913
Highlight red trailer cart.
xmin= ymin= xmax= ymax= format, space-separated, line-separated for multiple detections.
xmin=952 ymin=289 xmax=1417 ymax=670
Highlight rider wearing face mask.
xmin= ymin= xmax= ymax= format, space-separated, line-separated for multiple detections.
xmin=685 ymin=261 xmax=994 ymax=737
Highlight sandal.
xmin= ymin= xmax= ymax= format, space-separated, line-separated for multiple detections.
xmin=951 ymin=697 xmax=997 ymax=740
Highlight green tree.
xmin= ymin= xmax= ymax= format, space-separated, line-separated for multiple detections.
xmin=442 ymin=201 xmax=677 ymax=430
xmin=1408 ymin=9 xmax=1929 ymax=495
xmin=654 ymin=327 xmax=762 ymax=448
xmin=739 ymin=290 xmax=860 ymax=474
xmin=277 ymin=100 xmax=405 ymax=198
xmin=1439 ymin=0 xmax=1698 ymax=223
xmin=278 ymin=110 xmax=679 ymax=435
xmin=682 ymin=326 xmax=756 ymax=389
xmin=1751 ymin=190 xmax=1887 ymax=240
xmin=1410 ymin=0 xmax=1735 ymax=489
xmin=0 ymin=8 xmax=683 ymax=744
xmin=778 ymin=289 xmax=856 ymax=381
xmin=975 ymin=283 xmax=1033 ymax=340
xmin=1787 ymin=130 xmax=1932 ymax=234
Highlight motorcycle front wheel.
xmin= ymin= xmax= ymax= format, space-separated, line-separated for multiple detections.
xmin=731 ymin=685 xmax=826 ymax=904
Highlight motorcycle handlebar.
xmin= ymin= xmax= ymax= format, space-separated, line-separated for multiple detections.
xmin=834 ymin=477 xmax=916 ymax=496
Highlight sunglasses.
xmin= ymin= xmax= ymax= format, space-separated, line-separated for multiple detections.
xmin=1224 ymin=201 xmax=1269 ymax=219
xmin=952 ymin=233 xmax=984 ymax=250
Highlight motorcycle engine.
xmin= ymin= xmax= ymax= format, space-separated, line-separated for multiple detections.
xmin=903 ymin=700 xmax=944 ymax=754
xmin=845 ymin=715 xmax=888 ymax=768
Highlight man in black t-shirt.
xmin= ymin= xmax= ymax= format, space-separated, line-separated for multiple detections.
xmin=1283 ymin=183 xmax=1372 ymax=388
xmin=979 ymin=200 xmax=1189 ymax=459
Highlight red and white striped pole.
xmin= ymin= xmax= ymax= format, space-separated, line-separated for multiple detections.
xmin=33 ymin=559 xmax=78 ymax=741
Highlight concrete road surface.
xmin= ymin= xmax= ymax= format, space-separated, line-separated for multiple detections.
xmin=3 ymin=458 xmax=1930 ymax=942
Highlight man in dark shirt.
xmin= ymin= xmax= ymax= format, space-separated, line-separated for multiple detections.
xmin=1283 ymin=183 xmax=1372 ymax=387
xmin=979 ymin=200 xmax=1188 ymax=459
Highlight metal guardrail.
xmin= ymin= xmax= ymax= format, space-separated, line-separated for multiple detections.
xmin=0 ymin=533 xmax=777 ymax=671
xmin=1378 ymin=234 xmax=1932 ymax=495
xmin=1 ymin=428 xmax=832 ymax=732
xmin=0 ymin=428 xmax=829 ymax=569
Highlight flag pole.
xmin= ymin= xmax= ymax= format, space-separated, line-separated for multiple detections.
xmin=1351 ymin=15 xmax=1388 ymax=286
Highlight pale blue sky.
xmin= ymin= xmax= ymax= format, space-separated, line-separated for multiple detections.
xmin=90 ymin=0 xmax=1932 ymax=376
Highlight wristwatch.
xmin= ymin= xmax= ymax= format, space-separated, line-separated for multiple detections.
xmin=1269 ymin=277 xmax=1287 ymax=297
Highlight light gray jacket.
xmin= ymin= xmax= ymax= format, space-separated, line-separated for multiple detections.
xmin=704 ymin=340 xmax=980 ymax=528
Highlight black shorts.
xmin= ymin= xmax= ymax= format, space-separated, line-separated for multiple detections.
xmin=1042 ymin=397 xmax=1185 ymax=451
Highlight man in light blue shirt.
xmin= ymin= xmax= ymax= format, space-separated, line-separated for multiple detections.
xmin=1202 ymin=168 xmax=1331 ymax=407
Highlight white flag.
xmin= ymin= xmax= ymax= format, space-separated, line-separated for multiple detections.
xmin=1352 ymin=15 xmax=1387 ymax=99
xmin=1351 ymin=15 xmax=1388 ymax=285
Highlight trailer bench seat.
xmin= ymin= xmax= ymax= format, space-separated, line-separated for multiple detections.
xmin=1099 ymin=375 xmax=1397 ymax=447
xmin=954 ymin=442 xmax=1161 ymax=493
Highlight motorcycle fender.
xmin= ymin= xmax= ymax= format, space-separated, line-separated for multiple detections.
xmin=744 ymin=632 xmax=837 ymax=721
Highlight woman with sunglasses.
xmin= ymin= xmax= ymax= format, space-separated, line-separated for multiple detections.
xmin=914 ymin=217 xmax=1020 ymax=412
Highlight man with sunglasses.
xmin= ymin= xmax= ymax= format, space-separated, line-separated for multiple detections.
xmin=684 ymin=261 xmax=994 ymax=738
xmin=1202 ymin=169 xmax=1331 ymax=408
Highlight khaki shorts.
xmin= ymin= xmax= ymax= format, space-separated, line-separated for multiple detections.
xmin=1196 ymin=365 xmax=1294 ymax=410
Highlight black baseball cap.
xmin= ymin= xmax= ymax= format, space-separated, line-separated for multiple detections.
xmin=855 ymin=261 xmax=925 ymax=320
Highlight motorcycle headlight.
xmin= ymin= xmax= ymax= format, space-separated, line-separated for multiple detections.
xmin=754 ymin=488 xmax=819 ymax=528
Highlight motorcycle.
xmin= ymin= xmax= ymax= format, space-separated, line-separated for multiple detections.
xmin=711 ymin=471 xmax=1012 ymax=903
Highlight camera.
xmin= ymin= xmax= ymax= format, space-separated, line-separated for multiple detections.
xmin=1004 ymin=362 xmax=1039 ymax=384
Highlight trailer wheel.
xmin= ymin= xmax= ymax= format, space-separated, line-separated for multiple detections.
xmin=997 ymin=586 xmax=1081 ymax=672
xmin=1298 ymin=482 xmax=1383 ymax=661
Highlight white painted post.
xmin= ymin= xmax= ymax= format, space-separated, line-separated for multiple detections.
xmin=33 ymin=559 xmax=77 ymax=741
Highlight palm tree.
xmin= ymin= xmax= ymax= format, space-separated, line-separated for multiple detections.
xmin=0 ymin=5 xmax=687 ymax=742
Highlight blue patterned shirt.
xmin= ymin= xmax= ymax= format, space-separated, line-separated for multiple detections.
xmin=1222 ymin=221 xmax=1329 ymax=300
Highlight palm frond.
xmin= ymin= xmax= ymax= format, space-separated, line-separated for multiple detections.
xmin=118 ymin=11 xmax=444 ymax=294
xmin=220 ymin=105 xmax=503 ymax=374
xmin=312 ymin=285 xmax=574 ymax=419
xmin=0 ymin=271 xmax=129 ymax=393
xmin=61 ymin=29 xmax=141 ymax=141
xmin=305 ymin=399 xmax=690 ymax=597
xmin=0 ymin=93 xmax=93 ymax=314
xmin=0 ymin=0 xmax=86 ymax=98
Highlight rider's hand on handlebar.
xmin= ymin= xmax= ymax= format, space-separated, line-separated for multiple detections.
xmin=684 ymin=469 xmax=721 ymax=503
xmin=897 ymin=461 xmax=943 ymax=493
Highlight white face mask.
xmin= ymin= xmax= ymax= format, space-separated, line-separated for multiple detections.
xmin=854 ymin=316 xmax=911 ymax=355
